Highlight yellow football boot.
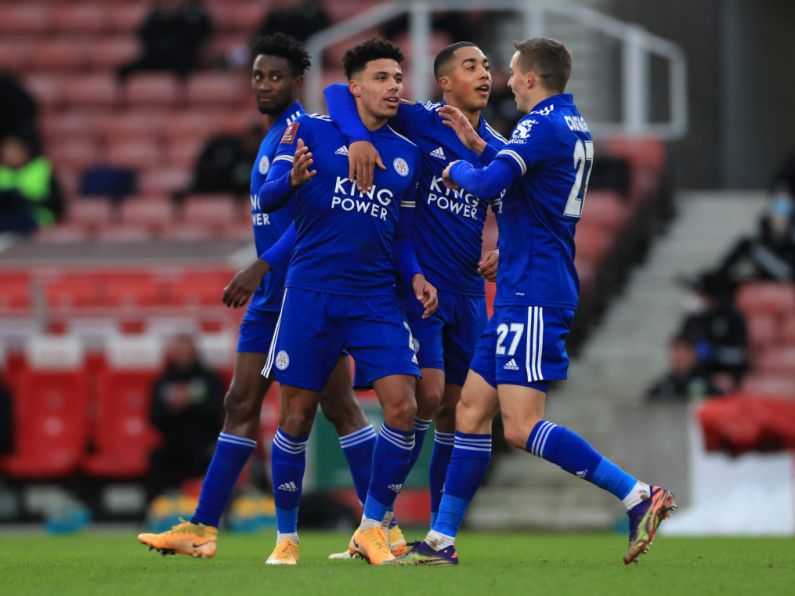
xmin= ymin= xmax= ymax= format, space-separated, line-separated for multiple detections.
xmin=351 ymin=526 xmax=395 ymax=565
xmin=137 ymin=519 xmax=218 ymax=558
xmin=388 ymin=524 xmax=409 ymax=557
xmin=265 ymin=538 xmax=300 ymax=565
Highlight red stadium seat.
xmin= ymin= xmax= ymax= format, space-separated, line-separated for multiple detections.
xmin=741 ymin=373 xmax=795 ymax=399
xmin=44 ymin=276 xmax=102 ymax=309
xmin=98 ymin=110 xmax=172 ymax=143
xmin=52 ymin=4 xmax=110 ymax=34
xmin=42 ymin=110 xmax=110 ymax=139
xmin=49 ymin=138 xmax=102 ymax=171
xmin=182 ymin=194 xmax=239 ymax=229
xmin=88 ymin=37 xmax=140 ymax=70
xmin=94 ymin=225 xmax=154 ymax=243
xmin=24 ymin=74 xmax=66 ymax=110
xmin=0 ymin=4 xmax=52 ymax=34
xmin=82 ymin=335 xmax=163 ymax=478
xmin=1 ymin=336 xmax=87 ymax=479
xmin=63 ymin=74 xmax=120 ymax=108
xmin=165 ymin=136 xmax=205 ymax=169
xmin=138 ymin=168 xmax=191 ymax=196
xmin=754 ymin=346 xmax=795 ymax=375
xmin=0 ymin=272 xmax=31 ymax=311
xmin=746 ymin=314 xmax=778 ymax=354
xmin=575 ymin=224 xmax=613 ymax=265
xmin=163 ymin=270 xmax=231 ymax=307
xmin=35 ymin=223 xmax=92 ymax=243
xmin=100 ymin=275 xmax=163 ymax=308
xmin=106 ymin=138 xmax=164 ymax=169
xmin=162 ymin=110 xmax=226 ymax=141
xmin=31 ymin=39 xmax=90 ymax=71
xmin=604 ymin=137 xmax=666 ymax=172
xmin=736 ymin=282 xmax=795 ymax=318
xmin=583 ymin=190 xmax=629 ymax=231
xmin=778 ymin=315 xmax=795 ymax=346
xmin=108 ymin=3 xmax=149 ymax=33
xmin=206 ymin=2 xmax=264 ymax=32
xmin=65 ymin=198 xmax=115 ymax=231
xmin=0 ymin=38 xmax=34 ymax=74
xmin=118 ymin=197 xmax=177 ymax=233
xmin=123 ymin=73 xmax=182 ymax=107
xmin=185 ymin=72 xmax=248 ymax=107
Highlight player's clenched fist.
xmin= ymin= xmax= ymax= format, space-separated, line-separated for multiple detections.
xmin=289 ymin=138 xmax=317 ymax=187
xmin=441 ymin=160 xmax=460 ymax=190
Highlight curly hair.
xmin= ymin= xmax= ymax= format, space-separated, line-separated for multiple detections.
xmin=342 ymin=38 xmax=404 ymax=79
xmin=250 ymin=32 xmax=311 ymax=76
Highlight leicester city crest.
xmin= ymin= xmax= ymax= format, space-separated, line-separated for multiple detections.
xmin=393 ymin=157 xmax=409 ymax=177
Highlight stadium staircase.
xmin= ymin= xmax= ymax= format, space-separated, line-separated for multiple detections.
xmin=468 ymin=191 xmax=766 ymax=530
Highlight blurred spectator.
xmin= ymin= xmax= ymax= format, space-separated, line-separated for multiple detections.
xmin=147 ymin=335 xmax=224 ymax=499
xmin=117 ymin=0 xmax=213 ymax=82
xmin=0 ymin=71 xmax=39 ymax=140
xmin=647 ymin=335 xmax=723 ymax=402
xmin=679 ymin=272 xmax=749 ymax=386
xmin=253 ymin=0 xmax=330 ymax=43
xmin=0 ymin=132 xmax=64 ymax=234
xmin=183 ymin=124 xmax=264 ymax=200
xmin=716 ymin=195 xmax=795 ymax=285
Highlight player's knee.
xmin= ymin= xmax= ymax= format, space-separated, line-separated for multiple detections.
xmin=280 ymin=408 xmax=315 ymax=436
xmin=502 ymin=420 xmax=532 ymax=450
xmin=320 ymin=391 xmax=366 ymax=433
xmin=416 ymin=384 xmax=443 ymax=418
xmin=223 ymin=386 xmax=259 ymax=425
xmin=382 ymin=397 xmax=417 ymax=428
xmin=434 ymin=403 xmax=456 ymax=433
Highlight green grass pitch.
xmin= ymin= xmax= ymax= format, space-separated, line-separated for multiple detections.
xmin=0 ymin=531 xmax=793 ymax=595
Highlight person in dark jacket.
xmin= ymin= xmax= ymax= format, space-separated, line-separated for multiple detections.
xmin=647 ymin=335 xmax=723 ymax=401
xmin=147 ymin=334 xmax=224 ymax=499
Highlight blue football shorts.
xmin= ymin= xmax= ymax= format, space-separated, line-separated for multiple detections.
xmin=237 ymin=310 xmax=279 ymax=354
xmin=401 ymin=287 xmax=487 ymax=386
xmin=469 ymin=305 xmax=575 ymax=390
xmin=262 ymin=287 xmax=420 ymax=392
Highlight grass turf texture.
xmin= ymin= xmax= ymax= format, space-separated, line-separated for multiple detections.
xmin=1 ymin=531 xmax=793 ymax=595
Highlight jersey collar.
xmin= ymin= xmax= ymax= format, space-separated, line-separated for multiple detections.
xmin=275 ymin=101 xmax=303 ymax=127
xmin=529 ymin=93 xmax=573 ymax=114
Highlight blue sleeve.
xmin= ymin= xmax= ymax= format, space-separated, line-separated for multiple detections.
xmin=478 ymin=142 xmax=499 ymax=165
xmin=448 ymin=158 xmax=519 ymax=201
xmin=324 ymin=83 xmax=371 ymax=143
xmin=497 ymin=116 xmax=555 ymax=176
xmin=395 ymin=203 xmax=422 ymax=285
xmin=256 ymin=118 xmax=311 ymax=212
xmin=259 ymin=222 xmax=296 ymax=269
xmin=393 ymin=100 xmax=429 ymax=139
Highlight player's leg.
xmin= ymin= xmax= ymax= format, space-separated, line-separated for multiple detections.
xmin=495 ymin=306 xmax=675 ymax=564
xmin=394 ymin=319 xmax=500 ymax=565
xmin=137 ymin=318 xmax=274 ymax=558
xmin=319 ymin=355 xmax=376 ymax=507
xmin=345 ymin=294 xmax=421 ymax=564
xmin=263 ymin=287 xmax=344 ymax=565
xmin=427 ymin=293 xmax=488 ymax=525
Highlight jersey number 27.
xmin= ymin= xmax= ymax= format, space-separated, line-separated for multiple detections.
xmin=563 ymin=139 xmax=594 ymax=218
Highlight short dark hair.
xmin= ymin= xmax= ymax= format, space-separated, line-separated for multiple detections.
xmin=251 ymin=33 xmax=311 ymax=76
xmin=433 ymin=41 xmax=477 ymax=79
xmin=512 ymin=37 xmax=571 ymax=93
xmin=343 ymin=38 xmax=404 ymax=80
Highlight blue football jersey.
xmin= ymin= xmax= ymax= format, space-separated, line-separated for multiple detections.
xmin=247 ymin=101 xmax=303 ymax=314
xmin=450 ymin=94 xmax=593 ymax=309
xmin=392 ymin=101 xmax=506 ymax=296
xmin=270 ymin=114 xmax=422 ymax=296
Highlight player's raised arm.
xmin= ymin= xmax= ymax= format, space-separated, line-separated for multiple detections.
xmin=325 ymin=83 xmax=386 ymax=193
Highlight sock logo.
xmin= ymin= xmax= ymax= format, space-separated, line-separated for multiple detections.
xmin=278 ymin=481 xmax=298 ymax=492
xmin=576 ymin=470 xmax=588 ymax=478
xmin=387 ymin=483 xmax=403 ymax=493
xmin=503 ymin=358 xmax=520 ymax=371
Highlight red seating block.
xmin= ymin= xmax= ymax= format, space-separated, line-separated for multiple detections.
xmin=186 ymin=72 xmax=247 ymax=106
xmin=0 ymin=4 xmax=52 ymax=34
xmin=52 ymin=4 xmax=110 ymax=34
xmin=754 ymin=346 xmax=795 ymax=375
xmin=118 ymin=196 xmax=177 ymax=232
xmin=182 ymin=194 xmax=239 ymax=228
xmin=736 ymin=282 xmax=795 ymax=318
xmin=106 ymin=138 xmax=164 ymax=169
xmin=63 ymin=74 xmax=120 ymax=108
xmin=31 ymin=39 xmax=90 ymax=71
xmin=123 ymin=73 xmax=181 ymax=107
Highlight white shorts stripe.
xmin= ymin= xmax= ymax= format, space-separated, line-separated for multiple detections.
xmin=536 ymin=307 xmax=545 ymax=381
xmin=262 ymin=289 xmax=288 ymax=378
xmin=525 ymin=306 xmax=534 ymax=382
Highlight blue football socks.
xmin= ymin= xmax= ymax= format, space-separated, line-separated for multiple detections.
xmin=271 ymin=428 xmax=309 ymax=535
xmin=339 ymin=424 xmax=376 ymax=505
xmin=362 ymin=423 xmax=415 ymax=524
xmin=429 ymin=431 xmax=455 ymax=526
xmin=192 ymin=432 xmax=256 ymax=528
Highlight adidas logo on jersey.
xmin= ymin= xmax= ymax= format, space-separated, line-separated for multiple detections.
xmin=430 ymin=147 xmax=446 ymax=160
xmin=503 ymin=358 xmax=520 ymax=371
xmin=278 ymin=481 xmax=299 ymax=492
xmin=335 ymin=145 xmax=349 ymax=156
xmin=387 ymin=483 xmax=403 ymax=493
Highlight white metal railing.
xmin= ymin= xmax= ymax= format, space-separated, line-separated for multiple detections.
xmin=304 ymin=0 xmax=687 ymax=140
